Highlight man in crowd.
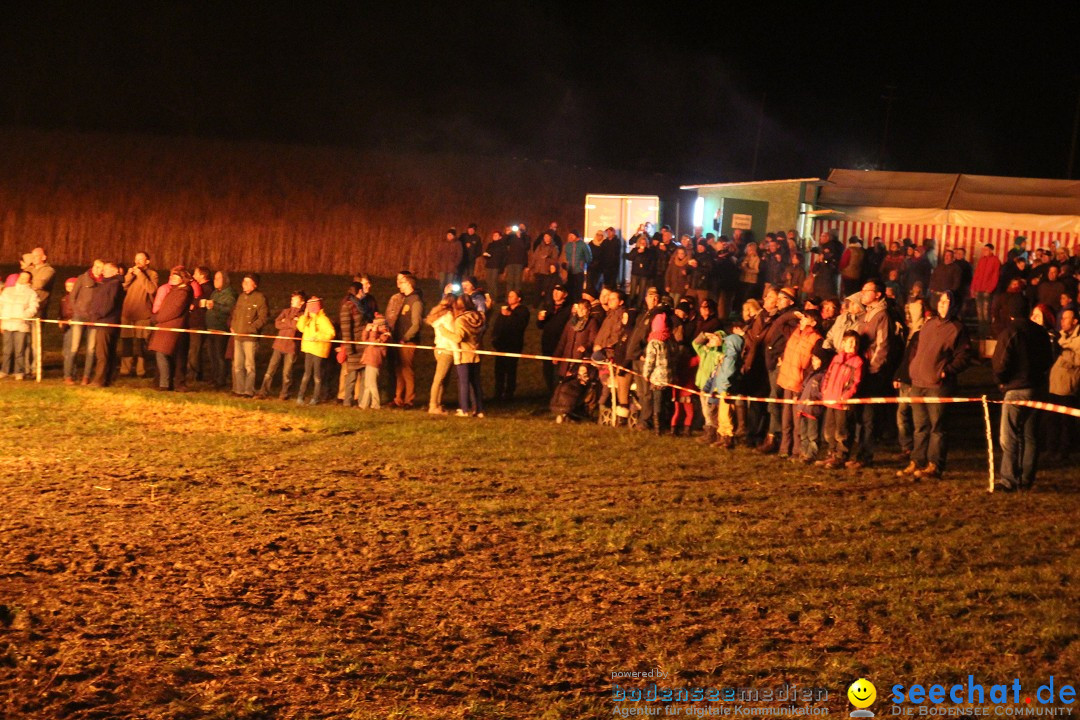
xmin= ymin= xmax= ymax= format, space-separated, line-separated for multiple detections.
xmin=482 ymin=230 xmax=508 ymax=302
xmin=119 ymin=251 xmax=159 ymax=378
xmin=504 ymin=226 xmax=529 ymax=297
xmin=530 ymin=232 xmax=561 ymax=308
xmin=88 ymin=261 xmax=124 ymax=387
xmin=561 ymin=230 xmax=591 ymax=302
xmin=68 ymin=259 xmax=103 ymax=385
xmin=898 ymin=290 xmax=972 ymax=480
xmin=971 ymin=244 xmax=1000 ymax=337
xmin=992 ymin=304 xmax=1054 ymax=492
xmin=385 ymin=272 xmax=423 ymax=408
xmin=537 ymin=283 xmax=572 ymax=394
xmin=849 ymin=280 xmax=901 ymax=469
xmin=21 ymin=247 xmax=55 ymax=318
xmin=458 ymin=224 xmax=481 ymax=281
xmin=230 ymin=273 xmax=269 ymax=397
xmin=491 ymin=289 xmax=530 ymax=401
xmin=187 ymin=266 xmax=213 ymax=383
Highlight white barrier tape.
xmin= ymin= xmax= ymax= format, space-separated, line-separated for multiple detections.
xmin=8 ymin=317 xmax=1080 ymax=419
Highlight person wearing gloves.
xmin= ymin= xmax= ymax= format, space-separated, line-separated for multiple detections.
xmin=295 ymin=297 xmax=336 ymax=405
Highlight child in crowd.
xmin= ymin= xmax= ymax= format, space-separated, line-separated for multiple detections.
xmin=359 ymin=313 xmax=390 ymax=409
xmin=700 ymin=321 xmax=746 ymax=448
xmin=295 ymin=297 xmax=336 ymax=405
xmin=819 ymin=331 xmax=865 ymax=469
xmin=795 ymin=345 xmax=832 ymax=463
xmin=641 ymin=312 xmax=674 ymax=435
xmin=257 ymin=290 xmax=305 ymax=400
xmin=777 ymin=309 xmax=823 ymax=457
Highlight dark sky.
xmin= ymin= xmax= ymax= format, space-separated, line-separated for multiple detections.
xmin=3 ymin=3 xmax=1079 ymax=182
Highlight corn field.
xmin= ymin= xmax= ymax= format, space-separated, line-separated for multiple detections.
xmin=0 ymin=129 xmax=672 ymax=277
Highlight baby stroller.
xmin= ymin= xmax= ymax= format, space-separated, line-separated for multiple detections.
xmin=550 ymin=362 xmax=602 ymax=423
xmin=597 ymin=363 xmax=641 ymax=428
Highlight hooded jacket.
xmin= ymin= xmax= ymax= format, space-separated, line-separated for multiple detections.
xmin=908 ymin=291 xmax=972 ymax=388
xmin=296 ymin=309 xmax=336 ymax=358
xmin=992 ymin=318 xmax=1053 ymax=392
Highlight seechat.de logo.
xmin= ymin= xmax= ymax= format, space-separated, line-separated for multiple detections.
xmin=849 ymin=678 xmax=878 ymax=717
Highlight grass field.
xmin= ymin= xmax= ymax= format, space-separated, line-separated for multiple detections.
xmin=1 ymin=271 xmax=1079 ymax=719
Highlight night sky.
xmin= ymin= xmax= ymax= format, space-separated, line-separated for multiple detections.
xmin=3 ymin=4 xmax=1079 ymax=182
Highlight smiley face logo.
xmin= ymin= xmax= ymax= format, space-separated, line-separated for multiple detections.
xmin=848 ymin=678 xmax=877 ymax=709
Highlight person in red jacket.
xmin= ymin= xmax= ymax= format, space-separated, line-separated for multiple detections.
xmin=818 ymin=331 xmax=865 ymax=469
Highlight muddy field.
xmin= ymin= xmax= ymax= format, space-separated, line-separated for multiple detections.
xmin=2 ymin=379 xmax=1078 ymax=719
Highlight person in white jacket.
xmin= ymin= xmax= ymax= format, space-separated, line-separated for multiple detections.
xmin=426 ymin=293 xmax=458 ymax=414
xmin=0 ymin=272 xmax=41 ymax=379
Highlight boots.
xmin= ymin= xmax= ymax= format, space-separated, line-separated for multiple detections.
xmin=715 ymin=434 xmax=734 ymax=449
xmin=734 ymin=404 xmax=748 ymax=439
xmin=697 ymin=426 xmax=717 ymax=445
xmin=758 ymin=433 xmax=779 ymax=454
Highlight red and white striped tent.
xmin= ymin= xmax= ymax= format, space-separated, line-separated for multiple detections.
xmin=812 ymin=170 xmax=1080 ymax=261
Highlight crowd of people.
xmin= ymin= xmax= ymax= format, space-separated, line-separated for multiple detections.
xmin=3 ymin=225 xmax=1079 ymax=492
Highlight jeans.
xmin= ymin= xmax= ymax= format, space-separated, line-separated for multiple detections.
xmin=359 ymin=366 xmax=381 ymax=408
xmin=567 ymin=272 xmax=585 ymax=302
xmin=856 ymin=373 xmax=888 ymax=461
xmin=823 ymin=407 xmax=854 ymax=459
xmin=629 ymin=276 xmax=649 ymax=307
xmin=535 ymin=273 xmax=557 ymax=307
xmin=207 ymin=334 xmax=229 ymax=387
xmin=975 ymin=292 xmax=992 ymax=336
xmin=896 ymin=384 xmax=914 ymax=453
xmin=1 ymin=331 xmax=27 ymax=375
xmin=67 ymin=324 xmax=96 ymax=380
xmin=767 ymin=367 xmax=783 ymax=435
xmin=297 ymin=353 xmax=324 ymax=403
xmin=232 ymin=339 xmax=258 ymax=396
xmin=456 ymin=362 xmax=483 ymax=414
xmin=999 ymin=388 xmax=1038 ymax=489
xmin=155 ymin=351 xmax=174 ymax=389
xmin=438 ymin=271 xmax=457 ymax=291
xmin=186 ymin=332 xmax=205 ymax=381
xmin=504 ymin=264 xmax=523 ymax=295
xmin=92 ymin=328 xmax=118 ymax=386
xmin=780 ymin=389 xmax=799 ymax=455
xmin=485 ymin=268 xmax=501 ymax=302
xmin=911 ymin=386 xmax=949 ymax=469
xmin=429 ymin=351 xmax=454 ymax=410
xmin=393 ymin=344 xmax=417 ymax=406
xmin=260 ymin=349 xmax=297 ymax=398
xmin=799 ymin=415 xmax=821 ymax=459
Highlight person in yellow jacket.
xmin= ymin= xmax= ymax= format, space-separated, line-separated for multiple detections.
xmin=295 ymin=297 xmax=336 ymax=405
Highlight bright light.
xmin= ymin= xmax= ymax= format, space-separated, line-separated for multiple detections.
xmin=511 ymin=225 xmax=519 ymax=233
xmin=451 ymin=283 xmax=461 ymax=292
xmin=693 ymin=197 xmax=704 ymax=228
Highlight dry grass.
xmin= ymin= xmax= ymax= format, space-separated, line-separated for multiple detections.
xmin=0 ymin=129 xmax=671 ymax=278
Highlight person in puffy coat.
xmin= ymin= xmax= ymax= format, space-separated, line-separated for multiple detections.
xmin=819 ymin=331 xmax=864 ymax=468
xmin=777 ymin=310 xmax=823 ymax=457
xmin=0 ymin=272 xmax=40 ymax=379
xmin=295 ymin=297 xmax=336 ymax=405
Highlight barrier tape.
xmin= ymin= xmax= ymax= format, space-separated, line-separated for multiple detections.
xmin=5 ymin=317 xmax=1079 ymax=418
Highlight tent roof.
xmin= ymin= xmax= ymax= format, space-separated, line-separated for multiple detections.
xmin=818 ymin=169 xmax=1080 ymax=216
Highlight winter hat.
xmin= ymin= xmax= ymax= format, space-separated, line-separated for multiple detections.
xmin=65 ymin=277 xmax=78 ymax=287
xmin=306 ymin=297 xmax=323 ymax=313
xmin=648 ymin=312 xmax=671 ymax=342
xmin=4 ymin=273 xmax=18 ymax=288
